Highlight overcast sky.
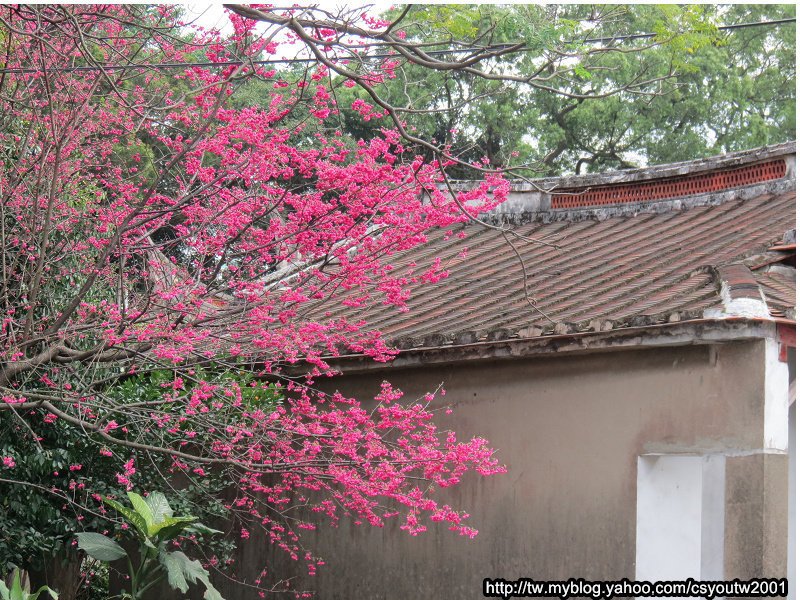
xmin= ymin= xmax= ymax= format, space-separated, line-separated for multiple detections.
xmin=182 ymin=4 xmax=231 ymax=33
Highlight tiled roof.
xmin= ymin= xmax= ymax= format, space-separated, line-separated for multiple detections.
xmin=312 ymin=152 xmax=796 ymax=351
xmin=755 ymin=268 xmax=796 ymax=318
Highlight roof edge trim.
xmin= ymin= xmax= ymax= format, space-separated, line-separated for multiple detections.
xmin=316 ymin=318 xmax=786 ymax=374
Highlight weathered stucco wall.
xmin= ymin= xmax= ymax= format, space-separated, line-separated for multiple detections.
xmin=225 ymin=340 xmax=787 ymax=599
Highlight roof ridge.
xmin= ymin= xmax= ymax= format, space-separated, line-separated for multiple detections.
xmin=473 ymin=142 xmax=796 ymax=221
xmin=484 ymin=176 xmax=795 ymax=224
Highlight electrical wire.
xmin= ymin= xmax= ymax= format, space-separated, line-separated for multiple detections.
xmin=0 ymin=17 xmax=794 ymax=75
xmin=583 ymin=17 xmax=796 ymax=44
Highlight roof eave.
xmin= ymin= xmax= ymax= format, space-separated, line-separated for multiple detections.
xmin=318 ymin=317 xmax=793 ymax=374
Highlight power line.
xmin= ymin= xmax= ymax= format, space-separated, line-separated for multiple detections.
xmin=0 ymin=17 xmax=794 ymax=75
xmin=583 ymin=17 xmax=796 ymax=44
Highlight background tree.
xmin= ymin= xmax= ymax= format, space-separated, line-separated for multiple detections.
xmin=532 ymin=4 xmax=795 ymax=172
xmin=226 ymin=3 xmax=726 ymax=178
xmin=321 ymin=4 xmax=795 ymax=175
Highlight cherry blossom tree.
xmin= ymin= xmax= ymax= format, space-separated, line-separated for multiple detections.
xmin=0 ymin=4 xmax=508 ymax=596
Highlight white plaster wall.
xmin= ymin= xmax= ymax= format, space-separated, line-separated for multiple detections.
xmin=637 ymin=456 xmax=703 ymax=582
xmin=701 ymin=455 xmax=726 ymax=580
xmin=764 ymin=338 xmax=789 ymax=451
xmin=636 ymin=455 xmax=725 ymax=599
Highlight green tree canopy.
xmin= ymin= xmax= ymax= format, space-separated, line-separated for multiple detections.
xmin=333 ymin=4 xmax=795 ymax=175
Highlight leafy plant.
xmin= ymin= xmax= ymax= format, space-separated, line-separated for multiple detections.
xmin=0 ymin=368 xmax=249 ymax=581
xmin=76 ymin=492 xmax=223 ymax=600
xmin=0 ymin=570 xmax=58 ymax=600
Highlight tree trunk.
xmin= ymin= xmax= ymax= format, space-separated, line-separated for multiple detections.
xmin=28 ymin=551 xmax=82 ymax=600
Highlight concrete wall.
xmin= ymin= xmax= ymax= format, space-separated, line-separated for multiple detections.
xmin=225 ymin=340 xmax=788 ymax=599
